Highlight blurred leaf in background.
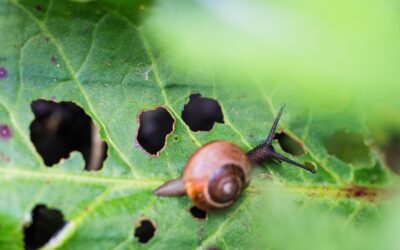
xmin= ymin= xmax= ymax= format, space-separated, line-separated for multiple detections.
xmin=146 ymin=0 xmax=400 ymax=110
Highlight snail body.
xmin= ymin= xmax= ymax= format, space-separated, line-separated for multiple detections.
xmin=154 ymin=105 xmax=315 ymax=211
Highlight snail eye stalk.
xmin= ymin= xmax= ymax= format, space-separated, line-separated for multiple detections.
xmin=265 ymin=104 xmax=285 ymax=146
xmin=247 ymin=104 xmax=316 ymax=173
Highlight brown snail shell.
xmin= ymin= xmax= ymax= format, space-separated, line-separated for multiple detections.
xmin=183 ymin=141 xmax=251 ymax=210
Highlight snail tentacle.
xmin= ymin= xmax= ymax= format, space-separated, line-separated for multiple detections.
xmin=247 ymin=103 xmax=316 ymax=173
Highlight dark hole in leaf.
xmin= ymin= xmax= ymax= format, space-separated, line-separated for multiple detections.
xmin=384 ymin=135 xmax=400 ymax=175
xmin=136 ymin=107 xmax=175 ymax=155
xmin=134 ymin=219 xmax=156 ymax=243
xmin=275 ymin=131 xmax=306 ymax=156
xmin=207 ymin=247 xmax=221 ymax=250
xmin=0 ymin=124 xmax=12 ymax=140
xmin=30 ymin=99 xmax=108 ymax=170
xmin=324 ymin=129 xmax=371 ymax=167
xmin=24 ymin=204 xmax=67 ymax=250
xmin=190 ymin=206 xmax=207 ymax=220
xmin=182 ymin=93 xmax=224 ymax=132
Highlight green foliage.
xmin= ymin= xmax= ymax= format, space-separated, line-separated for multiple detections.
xmin=0 ymin=0 xmax=398 ymax=249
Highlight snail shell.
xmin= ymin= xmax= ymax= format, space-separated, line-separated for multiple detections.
xmin=183 ymin=141 xmax=251 ymax=210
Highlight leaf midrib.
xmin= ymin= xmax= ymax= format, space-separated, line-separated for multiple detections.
xmin=0 ymin=167 xmax=163 ymax=187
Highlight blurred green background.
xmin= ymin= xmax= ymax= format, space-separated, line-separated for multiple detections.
xmin=146 ymin=0 xmax=400 ymax=109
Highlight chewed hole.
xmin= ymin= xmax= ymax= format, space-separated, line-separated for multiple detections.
xmin=182 ymin=93 xmax=224 ymax=132
xmin=207 ymin=247 xmax=221 ymax=250
xmin=190 ymin=206 xmax=207 ymax=220
xmin=324 ymin=129 xmax=371 ymax=167
xmin=275 ymin=131 xmax=306 ymax=156
xmin=136 ymin=107 xmax=175 ymax=155
xmin=134 ymin=219 xmax=156 ymax=243
xmin=24 ymin=204 xmax=67 ymax=249
xmin=30 ymin=100 xmax=108 ymax=170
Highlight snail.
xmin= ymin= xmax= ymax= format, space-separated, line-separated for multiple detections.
xmin=154 ymin=104 xmax=315 ymax=210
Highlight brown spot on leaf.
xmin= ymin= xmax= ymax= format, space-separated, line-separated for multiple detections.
xmin=341 ymin=186 xmax=382 ymax=202
xmin=302 ymin=185 xmax=387 ymax=202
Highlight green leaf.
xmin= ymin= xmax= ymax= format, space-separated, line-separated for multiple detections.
xmin=0 ymin=0 xmax=397 ymax=249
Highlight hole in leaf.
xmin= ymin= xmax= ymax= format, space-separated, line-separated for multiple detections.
xmin=136 ymin=107 xmax=175 ymax=155
xmin=134 ymin=219 xmax=156 ymax=243
xmin=182 ymin=93 xmax=224 ymax=132
xmin=190 ymin=206 xmax=207 ymax=220
xmin=30 ymin=99 xmax=108 ymax=170
xmin=275 ymin=131 xmax=306 ymax=156
xmin=324 ymin=129 xmax=371 ymax=167
xmin=24 ymin=204 xmax=67 ymax=250
xmin=207 ymin=247 xmax=221 ymax=250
